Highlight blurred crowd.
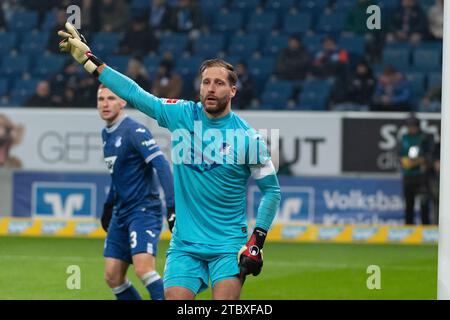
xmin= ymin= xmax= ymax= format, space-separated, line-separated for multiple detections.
xmin=0 ymin=0 xmax=443 ymax=111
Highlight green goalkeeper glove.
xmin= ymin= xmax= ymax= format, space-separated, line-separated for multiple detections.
xmin=58 ymin=22 xmax=104 ymax=76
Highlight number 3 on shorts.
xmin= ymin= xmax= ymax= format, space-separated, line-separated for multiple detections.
xmin=130 ymin=231 xmax=137 ymax=249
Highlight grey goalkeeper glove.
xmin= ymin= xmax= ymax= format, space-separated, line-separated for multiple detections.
xmin=58 ymin=22 xmax=104 ymax=76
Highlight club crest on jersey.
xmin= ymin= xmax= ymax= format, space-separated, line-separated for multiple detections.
xmin=219 ymin=143 xmax=232 ymax=156
xmin=115 ymin=136 xmax=122 ymax=148
xmin=104 ymin=156 xmax=117 ymax=173
xmin=136 ymin=128 xmax=146 ymax=133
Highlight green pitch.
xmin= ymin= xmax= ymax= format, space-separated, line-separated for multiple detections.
xmin=0 ymin=236 xmax=437 ymax=300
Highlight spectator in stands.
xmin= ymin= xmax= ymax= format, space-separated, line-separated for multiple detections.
xmin=151 ymin=60 xmax=182 ymax=99
xmin=99 ymin=0 xmax=130 ymax=33
xmin=147 ymin=0 xmax=173 ymax=34
xmin=275 ymin=34 xmax=311 ymax=81
xmin=345 ymin=0 xmax=376 ymax=35
xmin=386 ymin=0 xmax=429 ymax=44
xmin=21 ymin=0 xmax=60 ymax=27
xmin=125 ymin=59 xmax=152 ymax=91
xmin=169 ymin=0 xmax=202 ymax=37
xmin=372 ymin=65 xmax=411 ymax=112
xmin=333 ymin=60 xmax=375 ymax=110
xmin=398 ymin=115 xmax=434 ymax=225
xmin=119 ymin=15 xmax=158 ymax=57
xmin=428 ymin=0 xmax=443 ymax=40
xmin=312 ymin=35 xmax=349 ymax=80
xmin=61 ymin=84 xmax=85 ymax=107
xmin=47 ymin=8 xmax=69 ymax=53
xmin=234 ymin=62 xmax=254 ymax=109
xmin=25 ymin=80 xmax=58 ymax=107
xmin=418 ymin=85 xmax=441 ymax=113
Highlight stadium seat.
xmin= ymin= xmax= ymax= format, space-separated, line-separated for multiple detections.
xmin=263 ymin=34 xmax=289 ymax=56
xmin=247 ymin=12 xmax=278 ymax=35
xmin=214 ymin=12 xmax=243 ymax=34
xmin=333 ymin=0 xmax=356 ymax=12
xmin=265 ymin=0 xmax=297 ymax=11
xmin=107 ymin=55 xmax=132 ymax=74
xmin=228 ymin=34 xmax=260 ymax=59
xmin=317 ymin=12 xmax=346 ymax=34
xmin=302 ymin=34 xmax=323 ymax=53
xmin=193 ymin=34 xmax=225 ymax=59
xmin=382 ymin=47 xmax=411 ymax=70
xmin=260 ymin=80 xmax=294 ymax=109
xmin=428 ymin=71 xmax=442 ymax=89
xmin=231 ymin=0 xmax=262 ymax=18
xmin=19 ymin=32 xmax=50 ymax=54
xmin=10 ymin=78 xmax=40 ymax=106
xmin=338 ymin=35 xmax=365 ymax=58
xmin=0 ymin=78 xmax=8 ymax=96
xmin=41 ymin=10 xmax=57 ymax=30
xmin=298 ymin=0 xmax=329 ymax=14
xmin=91 ymin=32 xmax=120 ymax=56
xmin=159 ymin=33 xmax=190 ymax=56
xmin=247 ymin=57 xmax=275 ymax=91
xmin=297 ymin=79 xmax=332 ymax=110
xmin=0 ymin=54 xmax=31 ymax=77
xmin=200 ymin=0 xmax=226 ymax=26
xmin=7 ymin=11 xmax=39 ymax=33
xmin=175 ymin=56 xmax=203 ymax=80
xmin=0 ymin=33 xmax=17 ymax=55
xmin=412 ymin=48 xmax=442 ymax=72
xmin=32 ymin=54 xmax=66 ymax=77
xmin=283 ymin=12 xmax=312 ymax=34
xmin=404 ymin=71 xmax=426 ymax=99
xmin=143 ymin=55 xmax=162 ymax=77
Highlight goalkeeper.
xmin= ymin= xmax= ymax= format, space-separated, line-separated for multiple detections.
xmin=58 ymin=23 xmax=281 ymax=300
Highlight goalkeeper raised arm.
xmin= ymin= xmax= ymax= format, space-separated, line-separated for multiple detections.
xmin=58 ymin=22 xmax=281 ymax=300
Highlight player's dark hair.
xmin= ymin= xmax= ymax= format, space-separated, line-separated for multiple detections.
xmin=199 ymin=59 xmax=238 ymax=86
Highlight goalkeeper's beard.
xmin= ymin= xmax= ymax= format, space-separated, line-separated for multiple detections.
xmin=201 ymin=94 xmax=230 ymax=115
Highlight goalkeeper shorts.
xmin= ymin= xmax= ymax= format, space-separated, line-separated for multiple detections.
xmin=163 ymin=236 xmax=242 ymax=294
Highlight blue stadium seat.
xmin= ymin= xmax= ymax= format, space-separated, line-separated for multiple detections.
xmin=91 ymin=32 xmax=120 ymax=56
xmin=263 ymin=34 xmax=289 ymax=56
xmin=404 ymin=71 xmax=426 ymax=99
xmin=260 ymin=80 xmax=294 ymax=109
xmin=7 ymin=11 xmax=39 ymax=33
xmin=200 ymin=0 xmax=226 ymax=26
xmin=382 ymin=47 xmax=411 ymax=70
xmin=228 ymin=34 xmax=260 ymax=59
xmin=41 ymin=10 xmax=57 ymax=30
xmin=32 ymin=54 xmax=66 ymax=77
xmin=20 ymin=32 xmax=50 ymax=54
xmin=0 ymin=33 xmax=17 ymax=54
xmin=317 ymin=12 xmax=346 ymax=34
xmin=0 ymin=78 xmax=8 ymax=96
xmin=143 ymin=56 xmax=161 ymax=77
xmin=412 ymin=48 xmax=441 ymax=72
xmin=231 ymin=0 xmax=262 ymax=18
xmin=283 ymin=12 xmax=312 ymax=34
xmin=297 ymin=79 xmax=331 ymax=110
xmin=175 ymin=56 xmax=203 ymax=80
xmin=0 ymin=54 xmax=31 ymax=77
xmin=265 ymin=0 xmax=297 ymax=11
xmin=333 ymin=0 xmax=356 ymax=12
xmin=428 ymin=72 xmax=442 ymax=89
xmin=131 ymin=0 xmax=150 ymax=10
xmin=214 ymin=12 xmax=243 ymax=34
xmin=338 ymin=35 xmax=365 ymax=58
xmin=107 ymin=55 xmax=132 ymax=74
xmin=298 ymin=0 xmax=329 ymax=13
xmin=193 ymin=34 xmax=225 ymax=59
xmin=10 ymin=78 xmax=40 ymax=105
xmin=247 ymin=57 xmax=275 ymax=90
xmin=247 ymin=12 xmax=277 ymax=35
xmin=302 ymin=34 xmax=323 ymax=53
xmin=159 ymin=33 xmax=189 ymax=56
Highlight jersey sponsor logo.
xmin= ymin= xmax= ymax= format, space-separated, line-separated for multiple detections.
xmin=114 ymin=136 xmax=122 ymax=148
xmin=136 ymin=128 xmax=146 ymax=133
xmin=104 ymin=156 xmax=117 ymax=173
xmin=163 ymin=99 xmax=179 ymax=104
xmin=141 ymin=139 xmax=156 ymax=147
xmin=33 ymin=182 xmax=95 ymax=218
